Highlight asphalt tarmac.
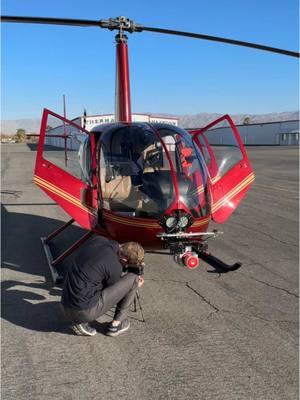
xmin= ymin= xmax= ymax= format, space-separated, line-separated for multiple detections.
xmin=1 ymin=144 xmax=299 ymax=400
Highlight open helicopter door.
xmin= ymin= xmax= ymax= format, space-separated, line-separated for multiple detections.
xmin=34 ymin=109 xmax=98 ymax=230
xmin=191 ymin=115 xmax=255 ymax=223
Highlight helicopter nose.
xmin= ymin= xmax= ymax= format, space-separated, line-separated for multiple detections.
xmin=159 ymin=211 xmax=194 ymax=233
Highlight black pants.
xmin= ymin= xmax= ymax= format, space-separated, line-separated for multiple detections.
xmin=62 ymin=273 xmax=138 ymax=324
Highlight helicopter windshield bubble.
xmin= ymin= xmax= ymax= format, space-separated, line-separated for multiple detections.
xmin=98 ymin=123 xmax=209 ymax=219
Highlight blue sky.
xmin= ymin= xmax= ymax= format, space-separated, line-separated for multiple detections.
xmin=1 ymin=0 xmax=299 ymax=120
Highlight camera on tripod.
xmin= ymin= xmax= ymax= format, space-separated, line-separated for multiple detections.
xmin=124 ymin=263 xmax=144 ymax=276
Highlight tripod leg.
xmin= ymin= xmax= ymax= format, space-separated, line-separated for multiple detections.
xmin=136 ymin=290 xmax=146 ymax=323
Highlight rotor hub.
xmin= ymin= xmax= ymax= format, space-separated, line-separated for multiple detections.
xmin=100 ymin=16 xmax=143 ymax=34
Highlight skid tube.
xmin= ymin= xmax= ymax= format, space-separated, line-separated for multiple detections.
xmin=41 ymin=218 xmax=94 ymax=284
xmin=159 ymin=230 xmax=241 ymax=272
xmin=198 ymin=251 xmax=242 ymax=273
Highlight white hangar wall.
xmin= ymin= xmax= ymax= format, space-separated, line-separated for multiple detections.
xmin=44 ymin=116 xmax=299 ymax=149
xmin=207 ymin=120 xmax=299 ymax=146
xmin=44 ymin=113 xmax=179 ymax=150
xmin=84 ymin=113 xmax=178 ymax=130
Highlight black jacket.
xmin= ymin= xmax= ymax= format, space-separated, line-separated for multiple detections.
xmin=61 ymin=236 xmax=122 ymax=310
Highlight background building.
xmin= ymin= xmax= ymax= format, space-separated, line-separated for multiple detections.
xmin=44 ymin=114 xmax=299 ymax=149
xmin=44 ymin=113 xmax=179 ymax=149
xmin=82 ymin=113 xmax=178 ymax=129
xmin=204 ymin=120 xmax=299 ymax=146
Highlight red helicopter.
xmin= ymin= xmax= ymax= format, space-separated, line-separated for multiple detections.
xmin=2 ymin=16 xmax=299 ymax=282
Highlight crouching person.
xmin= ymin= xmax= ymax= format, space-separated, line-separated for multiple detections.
xmin=61 ymin=236 xmax=145 ymax=337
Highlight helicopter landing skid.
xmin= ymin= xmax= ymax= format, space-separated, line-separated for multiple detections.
xmin=198 ymin=251 xmax=242 ymax=273
xmin=158 ymin=230 xmax=241 ymax=273
xmin=40 ymin=218 xmax=94 ymax=284
xmin=41 ymin=237 xmax=63 ymax=284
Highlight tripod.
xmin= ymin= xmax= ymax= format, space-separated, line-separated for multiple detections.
xmin=133 ymin=290 xmax=145 ymax=322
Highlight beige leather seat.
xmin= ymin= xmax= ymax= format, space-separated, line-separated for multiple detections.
xmin=99 ymin=160 xmax=132 ymax=210
xmin=102 ymin=175 xmax=131 ymax=202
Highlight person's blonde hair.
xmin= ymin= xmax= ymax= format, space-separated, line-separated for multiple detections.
xmin=120 ymin=242 xmax=145 ymax=266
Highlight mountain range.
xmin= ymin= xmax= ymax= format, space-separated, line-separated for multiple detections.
xmin=1 ymin=111 xmax=299 ymax=135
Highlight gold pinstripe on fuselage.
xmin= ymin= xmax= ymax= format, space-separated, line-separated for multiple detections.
xmin=212 ymin=172 xmax=255 ymax=212
xmin=34 ymin=175 xmax=96 ymax=215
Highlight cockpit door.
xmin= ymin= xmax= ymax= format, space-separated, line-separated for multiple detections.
xmin=34 ymin=109 xmax=98 ymax=230
xmin=191 ymin=115 xmax=255 ymax=223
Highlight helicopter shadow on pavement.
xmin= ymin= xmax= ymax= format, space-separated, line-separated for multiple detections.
xmin=1 ymin=279 xmax=69 ymax=334
xmin=1 ymin=277 xmax=111 ymax=336
xmin=1 ymin=204 xmax=91 ymax=334
xmin=1 ymin=204 xmax=87 ymax=278
xmin=1 ymin=205 xmax=135 ymax=335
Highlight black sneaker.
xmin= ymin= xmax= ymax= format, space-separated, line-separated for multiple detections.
xmin=106 ymin=319 xmax=130 ymax=337
xmin=71 ymin=323 xmax=97 ymax=336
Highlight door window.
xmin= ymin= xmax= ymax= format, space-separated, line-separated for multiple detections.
xmin=192 ymin=115 xmax=254 ymax=223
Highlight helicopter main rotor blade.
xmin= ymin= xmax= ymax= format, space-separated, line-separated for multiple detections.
xmin=2 ymin=15 xmax=299 ymax=58
xmin=0 ymin=15 xmax=142 ymax=32
xmin=142 ymin=26 xmax=300 ymax=58
xmin=1 ymin=15 xmax=103 ymax=27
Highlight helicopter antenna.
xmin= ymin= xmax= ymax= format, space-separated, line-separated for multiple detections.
xmin=83 ymin=108 xmax=87 ymax=129
xmin=63 ymin=94 xmax=68 ymax=166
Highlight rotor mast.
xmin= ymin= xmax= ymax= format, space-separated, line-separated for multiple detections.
xmin=115 ymin=30 xmax=131 ymax=123
xmin=106 ymin=16 xmax=141 ymax=123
